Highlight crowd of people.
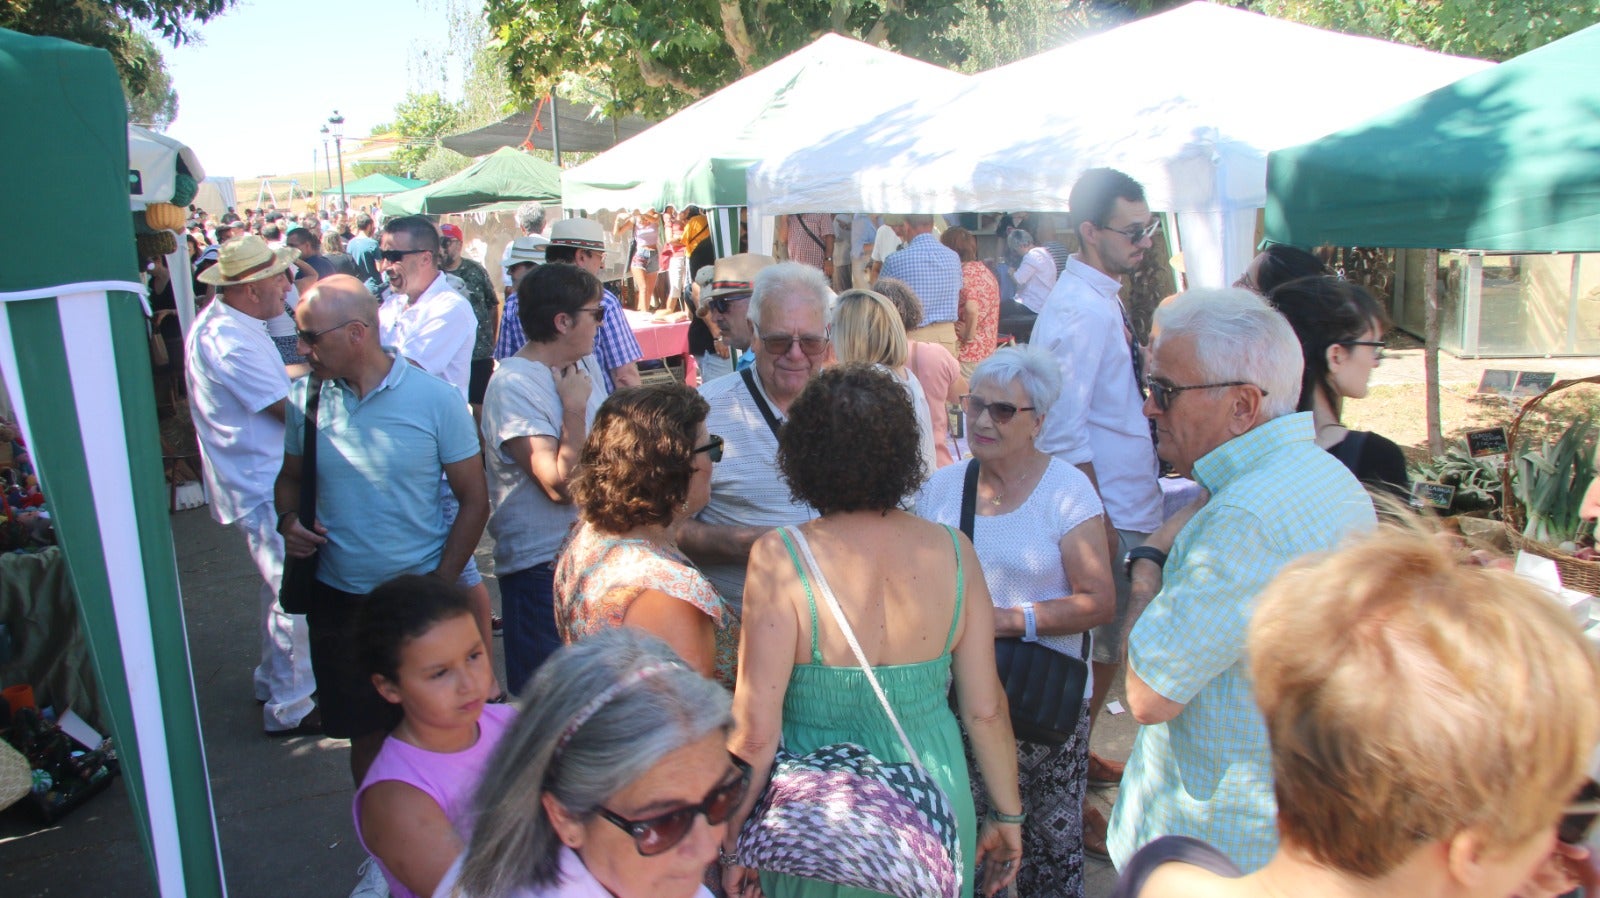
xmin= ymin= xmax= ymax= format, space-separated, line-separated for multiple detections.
xmin=173 ymin=169 xmax=1598 ymax=898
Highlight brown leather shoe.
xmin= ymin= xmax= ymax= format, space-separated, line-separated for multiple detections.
xmin=1088 ymin=751 xmax=1125 ymax=785
xmin=1082 ymin=804 xmax=1111 ymax=861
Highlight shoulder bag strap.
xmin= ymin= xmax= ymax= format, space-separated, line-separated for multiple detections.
xmin=296 ymin=376 xmax=322 ymax=531
xmin=783 ymin=526 xmax=927 ymax=773
xmin=795 ymin=215 xmax=828 ymax=253
xmin=959 ymin=460 xmax=980 ymax=541
xmin=741 ymin=367 xmax=783 ymax=441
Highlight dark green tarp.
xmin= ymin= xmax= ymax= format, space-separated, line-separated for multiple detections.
xmin=383 ymin=147 xmax=561 ymax=216
xmin=1266 ymin=23 xmax=1600 ymax=251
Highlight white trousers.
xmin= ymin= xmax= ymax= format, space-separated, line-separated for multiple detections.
xmin=235 ymin=502 xmax=317 ymax=730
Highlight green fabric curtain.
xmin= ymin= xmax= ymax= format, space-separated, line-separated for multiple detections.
xmin=383 ymin=147 xmax=561 ymax=216
xmin=0 ymin=27 xmax=224 ymax=897
xmin=1266 ymin=23 xmax=1600 ymax=251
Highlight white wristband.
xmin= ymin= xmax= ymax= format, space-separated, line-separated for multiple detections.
xmin=1021 ymin=602 xmax=1038 ymax=643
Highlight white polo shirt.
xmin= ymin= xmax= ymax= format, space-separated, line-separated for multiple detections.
xmin=185 ymin=300 xmax=292 ymax=526
xmin=390 ymin=271 xmax=476 ymax=397
xmin=696 ymin=370 xmax=818 ymax=612
xmin=1032 ymin=256 xmax=1163 ymax=534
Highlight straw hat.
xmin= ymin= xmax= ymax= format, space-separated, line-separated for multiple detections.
xmin=548 ymin=218 xmax=606 ymax=252
xmin=196 ymin=235 xmax=300 ymax=286
xmin=710 ymin=254 xmax=775 ymax=298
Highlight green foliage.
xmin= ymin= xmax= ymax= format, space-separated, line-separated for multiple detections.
xmin=483 ymin=0 xmax=1001 ymax=119
xmin=0 ymin=1 xmax=238 ymax=94
xmin=124 ymin=31 xmax=178 ymax=130
xmin=1412 ymin=446 xmax=1503 ymax=513
xmin=949 ymin=0 xmax=1124 ymax=73
xmin=415 ymin=147 xmax=473 ymax=182
xmin=1512 ymin=417 xmax=1597 ymax=545
xmin=1245 ymin=0 xmax=1600 ymax=60
xmin=386 ymin=92 xmax=465 ymax=178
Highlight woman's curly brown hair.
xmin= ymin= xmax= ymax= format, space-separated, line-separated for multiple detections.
xmin=779 ymin=363 xmax=925 ymax=514
xmin=571 ymin=383 xmax=709 ymax=533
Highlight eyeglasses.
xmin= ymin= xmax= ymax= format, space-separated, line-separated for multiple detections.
xmin=693 ymin=435 xmax=724 ymax=463
xmin=296 ymin=319 xmax=363 ymax=345
xmin=1098 ymin=219 xmax=1161 ymax=244
xmin=1145 ymin=378 xmax=1266 ymax=412
xmin=598 ymin=758 xmax=751 ymax=857
xmin=574 ymin=304 xmax=606 ymax=323
xmin=378 ymin=248 xmax=430 ymax=263
xmin=706 ymin=294 xmax=749 ymax=314
xmin=756 ymin=330 xmax=829 ymax=357
xmin=961 ymin=395 xmax=1035 ymax=425
xmin=1341 ymin=340 xmax=1387 ymax=360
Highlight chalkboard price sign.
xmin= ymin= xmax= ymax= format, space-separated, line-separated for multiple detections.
xmin=1513 ymin=371 xmax=1557 ymax=397
xmin=1465 ymin=427 xmax=1510 ymax=458
xmin=1409 ymin=480 xmax=1456 ymax=510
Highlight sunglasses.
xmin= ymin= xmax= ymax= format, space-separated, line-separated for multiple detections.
xmin=598 ymin=758 xmax=751 ymax=857
xmin=961 ymin=395 xmax=1035 ymax=425
xmin=1340 ymin=339 xmax=1387 ymax=359
xmin=757 ymin=331 xmax=829 ymax=357
xmin=1099 ymin=219 xmax=1161 ymax=244
xmin=706 ymin=294 xmax=749 ymax=314
xmin=693 ymin=434 xmax=724 ymax=463
xmin=296 ymin=318 xmax=363 ymax=345
xmin=1145 ymin=379 xmax=1266 ymax=412
xmin=573 ymin=305 xmax=606 ymax=323
xmin=379 ymin=248 xmax=430 ymax=263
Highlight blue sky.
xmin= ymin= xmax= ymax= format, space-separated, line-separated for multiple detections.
xmin=160 ymin=0 xmax=482 ymax=180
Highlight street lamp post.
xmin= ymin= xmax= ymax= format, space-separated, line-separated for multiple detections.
xmin=328 ymin=111 xmax=347 ymax=214
xmin=320 ymin=124 xmax=333 ymax=208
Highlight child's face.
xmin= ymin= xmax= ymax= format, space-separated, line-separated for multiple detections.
xmin=374 ymin=614 xmax=491 ymax=730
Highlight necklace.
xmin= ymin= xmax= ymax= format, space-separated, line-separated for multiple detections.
xmin=983 ymin=457 xmax=1045 ymax=508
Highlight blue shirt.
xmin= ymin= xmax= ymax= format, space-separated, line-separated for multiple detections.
xmin=850 ymin=214 xmax=877 ymax=258
xmin=880 ymin=232 xmax=961 ymax=326
xmin=495 ymin=286 xmax=641 ymax=393
xmin=284 ymin=354 xmax=481 ymax=594
xmin=1108 ymin=413 xmax=1375 ymax=872
xmin=347 ymin=234 xmax=381 ymax=289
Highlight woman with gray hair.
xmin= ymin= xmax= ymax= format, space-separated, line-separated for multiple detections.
xmin=916 ymin=343 xmax=1116 ymax=898
xmin=1007 ymin=229 xmax=1058 ymax=315
xmin=436 ymin=627 xmax=739 ymax=898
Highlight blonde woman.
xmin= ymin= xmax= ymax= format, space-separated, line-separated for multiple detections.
xmin=831 ymin=289 xmax=936 ymax=476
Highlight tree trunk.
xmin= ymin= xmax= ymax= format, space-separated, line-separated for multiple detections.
xmin=718 ymin=0 xmax=758 ymax=74
xmin=1423 ymin=249 xmax=1444 ymax=456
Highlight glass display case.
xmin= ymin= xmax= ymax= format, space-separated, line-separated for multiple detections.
xmin=1394 ymin=249 xmax=1600 ymax=357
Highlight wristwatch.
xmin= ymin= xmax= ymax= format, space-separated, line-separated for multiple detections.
xmin=1124 ymin=545 xmax=1168 ymax=580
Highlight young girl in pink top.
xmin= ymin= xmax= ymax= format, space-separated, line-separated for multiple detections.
xmin=354 ymin=576 xmax=517 ymax=898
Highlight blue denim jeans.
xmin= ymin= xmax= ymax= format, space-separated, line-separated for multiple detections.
xmin=499 ymin=562 xmax=560 ymax=695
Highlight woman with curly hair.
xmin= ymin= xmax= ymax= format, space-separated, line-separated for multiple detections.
xmin=722 ymin=364 xmax=1024 ymax=898
xmin=554 ymin=382 xmax=735 ymax=687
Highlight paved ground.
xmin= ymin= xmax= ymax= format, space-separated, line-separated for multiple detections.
xmin=0 ymin=506 xmax=1139 ymax=897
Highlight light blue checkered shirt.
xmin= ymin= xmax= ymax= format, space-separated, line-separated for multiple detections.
xmin=1108 ymin=413 xmax=1375 ymax=872
xmin=880 ymin=232 xmax=962 ymax=326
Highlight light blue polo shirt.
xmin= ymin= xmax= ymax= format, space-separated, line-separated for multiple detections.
xmin=285 ymin=352 xmax=480 ymax=594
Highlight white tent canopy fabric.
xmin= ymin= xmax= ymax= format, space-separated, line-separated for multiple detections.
xmin=193 ymin=177 xmax=237 ymax=218
xmin=129 ymin=126 xmax=206 ymax=336
xmin=746 ymin=4 xmax=1489 ymax=287
xmin=561 ymin=33 xmax=970 ymax=214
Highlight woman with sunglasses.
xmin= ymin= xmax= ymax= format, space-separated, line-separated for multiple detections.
xmin=1267 ymin=276 xmax=1408 ymax=499
xmin=554 ymin=383 xmax=736 ymax=687
xmin=916 ymin=344 xmax=1114 ymax=898
xmin=437 ymin=627 xmax=739 ymax=898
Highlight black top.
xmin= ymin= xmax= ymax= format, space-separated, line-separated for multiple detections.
xmin=1327 ymin=429 xmax=1410 ymax=500
xmin=1110 ymin=836 xmax=1243 ymax=898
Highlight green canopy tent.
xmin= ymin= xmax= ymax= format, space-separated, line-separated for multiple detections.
xmin=1265 ymin=23 xmax=1600 ymax=251
xmin=383 ymin=147 xmax=561 ymax=216
xmin=320 ymin=172 xmax=428 ymax=197
xmin=561 ymin=33 xmax=970 ymax=256
xmin=0 ymin=27 xmax=223 ymax=897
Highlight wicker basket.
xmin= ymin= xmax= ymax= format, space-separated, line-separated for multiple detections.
xmin=1499 ymin=373 xmax=1600 ymax=596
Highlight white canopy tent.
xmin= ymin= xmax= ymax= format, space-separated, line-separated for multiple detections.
xmin=746 ymin=3 xmax=1489 ymax=287
xmin=192 ymin=177 xmax=237 ymax=219
xmin=129 ymin=125 xmax=205 ymax=335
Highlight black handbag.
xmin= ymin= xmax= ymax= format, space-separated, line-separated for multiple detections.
xmin=960 ymin=460 xmax=1090 ymax=746
xmin=278 ymin=375 xmax=322 ymax=615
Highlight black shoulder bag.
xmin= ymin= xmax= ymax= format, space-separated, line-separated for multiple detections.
xmin=278 ymin=376 xmax=323 ymax=615
xmin=960 ymin=459 xmax=1090 ymax=746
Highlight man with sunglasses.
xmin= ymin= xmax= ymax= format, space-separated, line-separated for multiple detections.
xmin=378 ymin=216 xmax=476 ymax=399
xmin=701 ymin=253 xmax=775 ymax=379
xmin=679 ymin=262 xmax=829 ymax=613
xmin=542 ymin=217 xmax=642 ymax=392
xmin=1107 ymin=287 xmax=1374 ymax=872
xmin=1030 ymin=169 xmax=1168 ymax=831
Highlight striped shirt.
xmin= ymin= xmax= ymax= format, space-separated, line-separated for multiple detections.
xmin=694 ymin=370 xmax=818 ymax=613
xmin=1108 ymin=413 xmax=1375 ymax=872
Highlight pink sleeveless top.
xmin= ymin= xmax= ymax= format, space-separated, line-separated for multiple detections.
xmin=354 ymin=703 xmax=516 ymax=898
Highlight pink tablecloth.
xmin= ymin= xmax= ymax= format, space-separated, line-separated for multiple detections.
xmin=625 ymin=310 xmax=698 ymax=385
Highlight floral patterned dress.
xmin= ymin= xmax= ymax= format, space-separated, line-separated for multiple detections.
xmin=957 ymin=260 xmax=1001 ymax=366
xmin=553 ymin=521 xmax=738 ymax=689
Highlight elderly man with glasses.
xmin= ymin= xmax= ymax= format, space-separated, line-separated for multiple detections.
xmin=679 ymin=261 xmax=830 ymax=617
xmin=1029 ymin=169 xmax=1170 ymax=851
xmin=1106 ymin=286 xmax=1375 ymax=871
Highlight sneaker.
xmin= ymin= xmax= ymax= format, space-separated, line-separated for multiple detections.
xmin=351 ymin=857 xmax=389 ymax=898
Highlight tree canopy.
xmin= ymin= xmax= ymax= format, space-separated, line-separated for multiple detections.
xmin=1248 ymin=0 xmax=1600 ymax=61
xmin=124 ymin=32 xmax=179 ymax=130
xmin=1 ymin=0 xmax=237 ymax=95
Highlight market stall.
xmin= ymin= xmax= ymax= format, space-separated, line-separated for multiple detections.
xmin=384 ymin=146 xmax=561 ymax=216
xmin=745 ymin=3 xmax=1487 ymax=288
xmin=0 ymin=25 xmax=223 ymax=897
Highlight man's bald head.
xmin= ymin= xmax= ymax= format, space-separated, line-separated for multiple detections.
xmin=302 ymin=274 xmax=378 ymax=324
